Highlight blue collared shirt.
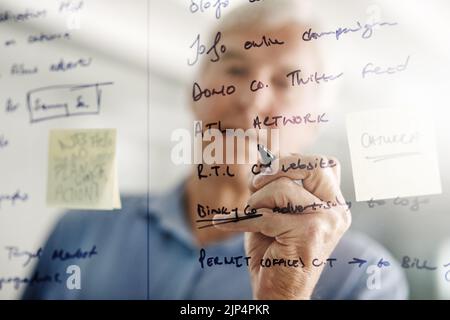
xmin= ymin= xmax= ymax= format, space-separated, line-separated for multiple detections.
xmin=23 ymin=183 xmax=408 ymax=299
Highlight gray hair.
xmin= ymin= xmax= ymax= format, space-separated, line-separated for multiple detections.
xmin=218 ymin=0 xmax=315 ymax=33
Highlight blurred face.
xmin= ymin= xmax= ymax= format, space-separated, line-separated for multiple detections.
xmin=191 ymin=23 xmax=321 ymax=157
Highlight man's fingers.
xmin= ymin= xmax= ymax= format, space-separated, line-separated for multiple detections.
xmin=213 ymin=206 xmax=350 ymax=245
xmin=248 ymin=177 xmax=320 ymax=210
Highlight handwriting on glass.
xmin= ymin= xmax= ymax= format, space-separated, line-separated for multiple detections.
xmin=0 ymin=190 xmax=29 ymax=209
xmin=4 ymin=245 xmax=97 ymax=267
xmin=366 ymin=196 xmax=430 ymax=212
xmin=302 ymin=20 xmax=398 ymax=41
xmin=26 ymin=82 xmax=113 ymax=123
xmin=189 ymin=0 xmax=230 ymax=19
xmin=188 ymin=32 xmax=226 ymax=66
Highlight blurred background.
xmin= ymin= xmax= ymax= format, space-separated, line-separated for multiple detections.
xmin=1 ymin=0 xmax=449 ymax=299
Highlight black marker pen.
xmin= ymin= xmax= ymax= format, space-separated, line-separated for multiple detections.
xmin=257 ymin=144 xmax=303 ymax=186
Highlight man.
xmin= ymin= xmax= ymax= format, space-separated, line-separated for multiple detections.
xmin=23 ymin=0 xmax=408 ymax=299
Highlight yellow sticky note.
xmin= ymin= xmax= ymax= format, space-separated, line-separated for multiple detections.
xmin=346 ymin=108 xmax=442 ymax=201
xmin=47 ymin=129 xmax=121 ymax=210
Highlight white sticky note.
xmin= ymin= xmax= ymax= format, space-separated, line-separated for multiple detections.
xmin=47 ymin=128 xmax=121 ymax=210
xmin=346 ymin=108 xmax=441 ymax=201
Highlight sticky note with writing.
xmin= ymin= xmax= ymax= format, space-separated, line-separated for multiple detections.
xmin=346 ymin=108 xmax=441 ymax=201
xmin=47 ymin=129 xmax=121 ymax=210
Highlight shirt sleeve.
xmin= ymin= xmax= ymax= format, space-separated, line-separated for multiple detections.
xmin=21 ymin=212 xmax=90 ymax=300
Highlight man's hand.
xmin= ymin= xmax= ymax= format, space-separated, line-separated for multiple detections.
xmin=213 ymin=154 xmax=352 ymax=299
